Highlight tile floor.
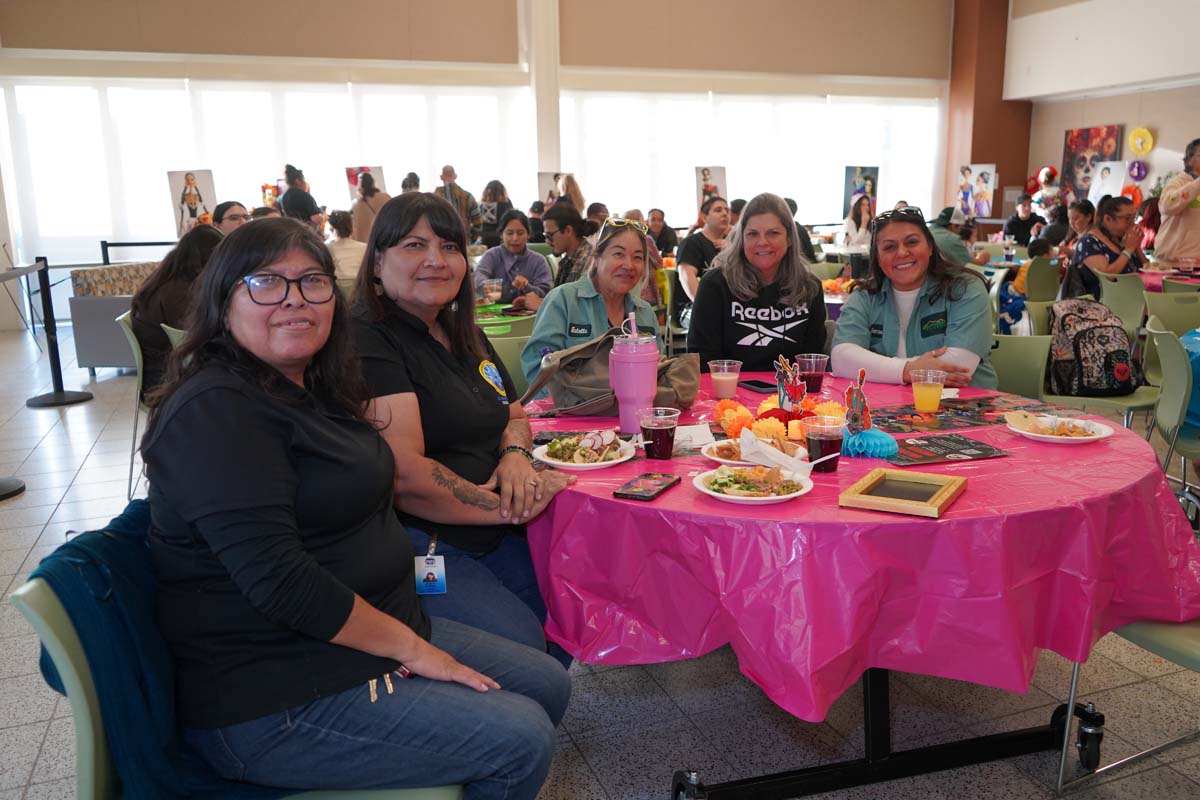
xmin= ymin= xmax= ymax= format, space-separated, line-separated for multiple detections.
xmin=1 ymin=328 xmax=1199 ymax=800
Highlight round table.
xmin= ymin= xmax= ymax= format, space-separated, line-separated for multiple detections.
xmin=526 ymin=374 xmax=1200 ymax=723
xmin=1140 ymin=270 xmax=1200 ymax=292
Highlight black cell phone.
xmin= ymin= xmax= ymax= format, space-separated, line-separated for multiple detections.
xmin=738 ymin=379 xmax=777 ymax=393
xmin=613 ymin=473 xmax=681 ymax=501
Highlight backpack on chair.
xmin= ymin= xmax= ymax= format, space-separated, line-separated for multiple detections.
xmin=1046 ymin=298 xmax=1139 ymax=396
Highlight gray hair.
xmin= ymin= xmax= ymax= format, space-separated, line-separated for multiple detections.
xmin=715 ymin=192 xmax=819 ymax=307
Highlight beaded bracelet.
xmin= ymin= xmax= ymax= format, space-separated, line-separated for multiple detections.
xmin=500 ymin=445 xmax=535 ymax=463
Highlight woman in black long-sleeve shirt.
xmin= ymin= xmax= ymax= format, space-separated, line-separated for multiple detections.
xmin=141 ymin=217 xmax=568 ymax=799
xmin=687 ymin=192 xmax=826 ymax=372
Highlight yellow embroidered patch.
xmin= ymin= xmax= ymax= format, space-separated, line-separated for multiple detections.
xmin=479 ymin=360 xmax=508 ymax=397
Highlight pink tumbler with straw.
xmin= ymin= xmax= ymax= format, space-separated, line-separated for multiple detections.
xmin=609 ymin=314 xmax=659 ymax=434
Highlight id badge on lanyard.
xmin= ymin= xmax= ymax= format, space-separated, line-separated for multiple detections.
xmin=415 ymin=534 xmax=447 ymax=595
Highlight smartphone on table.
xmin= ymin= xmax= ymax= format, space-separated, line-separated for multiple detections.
xmin=737 ymin=379 xmax=777 ymax=394
xmin=614 ymin=473 xmax=681 ymax=501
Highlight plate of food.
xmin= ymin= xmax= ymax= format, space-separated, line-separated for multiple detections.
xmin=701 ymin=438 xmax=806 ymax=467
xmin=1004 ymin=412 xmax=1114 ymax=444
xmin=692 ymin=465 xmax=813 ymax=505
xmin=533 ymin=430 xmax=636 ymax=470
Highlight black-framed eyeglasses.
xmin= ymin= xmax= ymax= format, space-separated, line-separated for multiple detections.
xmin=599 ymin=216 xmax=649 ymax=236
xmin=220 ymin=214 xmax=252 ymax=223
xmin=240 ymin=272 xmax=336 ymax=305
xmin=871 ymin=206 xmax=926 ymax=231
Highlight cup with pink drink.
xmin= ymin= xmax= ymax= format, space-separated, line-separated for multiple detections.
xmin=708 ymin=360 xmax=742 ymax=399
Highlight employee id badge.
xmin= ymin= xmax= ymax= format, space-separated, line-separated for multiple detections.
xmin=415 ymin=555 xmax=447 ymax=594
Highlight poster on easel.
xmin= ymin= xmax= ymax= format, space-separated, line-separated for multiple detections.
xmin=538 ymin=172 xmax=561 ymax=207
xmin=957 ymin=164 xmax=997 ymax=218
xmin=345 ymin=166 xmax=387 ymax=204
xmin=167 ymin=170 xmax=216 ymax=238
xmin=1087 ymin=161 xmax=1126 ymax=207
xmin=842 ymin=166 xmax=878 ymax=218
xmin=695 ymin=166 xmax=727 ymax=208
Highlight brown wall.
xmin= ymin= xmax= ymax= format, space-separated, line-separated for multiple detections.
xmin=1028 ymin=85 xmax=1200 ymax=198
xmin=559 ymin=0 xmax=952 ymax=80
xmin=943 ymin=0 xmax=1031 ymax=214
xmin=0 ymin=0 xmax=520 ymax=64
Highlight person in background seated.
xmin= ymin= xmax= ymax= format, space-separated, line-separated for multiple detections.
xmin=687 ymin=193 xmax=825 ymax=373
xmin=621 ymin=209 xmax=663 ymax=307
xmin=279 ymin=164 xmax=324 ymax=228
xmin=478 ymin=180 xmax=514 ymax=249
xmin=894 ymin=200 xmax=910 ymax=211
xmin=1007 ymin=238 xmax=1053 ymax=297
xmin=351 ymin=172 xmax=391 ymax=243
xmin=1036 ymin=204 xmax=1070 ymax=247
xmin=1002 ymin=194 xmax=1046 ymax=246
xmin=474 ymin=210 xmax=552 ymax=307
xmin=929 ymin=207 xmax=989 ymax=267
xmin=647 ymin=207 xmax=678 ymax=256
xmin=1155 ymin=138 xmax=1200 ymax=264
xmin=843 ymin=194 xmax=873 ymax=248
xmin=527 ymin=200 xmax=546 ymax=243
xmin=350 ymin=193 xmax=575 ymax=669
xmin=1062 ymin=199 xmax=1095 ymax=255
xmin=543 ymin=204 xmax=598 ymax=288
xmin=212 ymin=201 xmax=251 ymax=236
xmin=585 ymin=202 xmax=609 ymax=229
xmin=326 ymin=210 xmax=366 ymax=280
xmin=783 ymin=197 xmax=819 ymax=263
xmin=675 ymin=196 xmax=730 ymax=327
xmin=1062 ymin=194 xmax=1145 ymax=300
xmin=1137 ymin=197 xmax=1162 ymax=253
xmin=130 ymin=225 xmax=223 ymax=394
xmin=832 ymin=206 xmax=997 ymax=389
xmin=143 ymin=216 xmax=569 ymax=798
xmin=400 ymin=172 xmax=420 ymax=193
xmin=729 ymin=198 xmax=747 ymax=228
xmin=251 ymin=205 xmax=282 ymax=219
xmin=522 ymin=217 xmax=663 ymax=385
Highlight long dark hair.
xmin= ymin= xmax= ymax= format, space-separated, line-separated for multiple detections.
xmin=1095 ymin=195 xmax=1133 ymax=244
xmin=481 ymin=180 xmax=508 ymax=203
xmin=543 ymin=204 xmax=598 ymax=240
xmin=284 ymin=164 xmax=304 ymax=189
xmin=142 ymin=218 xmax=367 ymax=428
xmin=359 ymin=172 xmax=379 ymax=198
xmin=353 ymin=192 xmax=487 ymax=362
xmin=850 ymin=194 xmax=872 ymax=229
xmin=131 ymin=225 xmax=223 ymax=317
xmin=863 ymin=209 xmax=984 ymax=302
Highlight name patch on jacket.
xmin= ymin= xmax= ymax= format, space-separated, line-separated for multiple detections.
xmin=869 ymin=323 xmax=884 ymax=339
xmin=568 ymin=323 xmax=592 ymax=337
xmin=920 ymin=311 xmax=948 ymax=337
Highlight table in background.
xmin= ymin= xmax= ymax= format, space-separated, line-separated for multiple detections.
xmin=1140 ymin=270 xmax=1200 ymax=293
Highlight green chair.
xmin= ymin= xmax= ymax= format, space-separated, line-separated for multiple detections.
xmin=528 ymin=242 xmax=552 ymax=257
xmin=9 ymin=577 xmax=462 ymax=800
xmin=662 ymin=270 xmax=688 ymax=355
xmin=808 ymin=261 xmax=844 ymax=281
xmin=987 ymin=267 xmax=1009 ymax=324
xmin=480 ymin=313 xmax=536 ymax=338
xmin=1162 ymin=277 xmax=1200 ymax=293
xmin=489 ymin=335 xmax=530 ymax=399
xmin=1144 ymin=291 xmax=1200 ymax=337
xmin=1023 ymin=300 xmax=1055 ymax=335
xmin=1097 ymin=273 xmax=1145 ymax=345
xmin=990 ymin=335 xmax=1050 ymax=399
xmin=544 ymin=253 xmax=558 ymax=281
xmin=1145 ymin=318 xmax=1200 ymax=477
xmin=1023 ymin=257 xmax=1062 ymax=302
xmin=115 ymin=312 xmax=147 ymax=501
xmin=160 ymin=324 xmax=187 ymax=349
xmin=980 ymin=243 xmax=1005 ymax=260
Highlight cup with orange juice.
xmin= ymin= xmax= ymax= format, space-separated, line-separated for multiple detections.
xmin=910 ymin=369 xmax=946 ymax=414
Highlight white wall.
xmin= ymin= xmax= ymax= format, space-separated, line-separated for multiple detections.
xmin=1005 ymin=0 xmax=1200 ymax=100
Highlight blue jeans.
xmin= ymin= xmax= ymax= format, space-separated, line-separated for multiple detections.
xmin=185 ymin=617 xmax=570 ymax=800
xmin=408 ymin=528 xmax=572 ymax=669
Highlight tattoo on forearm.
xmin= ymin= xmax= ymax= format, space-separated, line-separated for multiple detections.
xmin=430 ymin=464 xmax=500 ymax=511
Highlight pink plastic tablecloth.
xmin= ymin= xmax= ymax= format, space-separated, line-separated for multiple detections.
xmin=1140 ymin=271 xmax=1200 ymax=292
xmin=526 ymin=375 xmax=1200 ymax=722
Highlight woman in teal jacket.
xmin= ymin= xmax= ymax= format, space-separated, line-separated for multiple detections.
xmin=831 ymin=206 xmax=998 ymax=389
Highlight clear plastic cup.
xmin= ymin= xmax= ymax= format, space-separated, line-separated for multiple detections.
xmin=708 ymin=359 xmax=742 ymax=399
xmin=482 ymin=279 xmax=503 ymax=304
xmin=638 ymin=407 xmax=681 ymax=459
xmin=910 ymin=369 xmax=947 ymax=414
xmin=800 ymin=416 xmax=848 ymax=473
xmin=794 ymin=353 xmax=829 ymax=394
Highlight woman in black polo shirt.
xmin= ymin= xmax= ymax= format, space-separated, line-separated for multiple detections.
xmin=351 ymin=193 xmax=575 ymax=668
xmin=142 ymin=217 xmax=569 ymax=797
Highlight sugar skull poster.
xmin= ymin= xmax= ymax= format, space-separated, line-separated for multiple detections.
xmin=1060 ymin=126 xmax=1122 ymax=205
xmin=167 ymin=170 xmax=215 ymax=238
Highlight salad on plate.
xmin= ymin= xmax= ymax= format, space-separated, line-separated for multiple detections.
xmin=704 ymin=465 xmax=803 ymax=498
xmin=543 ymin=430 xmax=623 ymax=464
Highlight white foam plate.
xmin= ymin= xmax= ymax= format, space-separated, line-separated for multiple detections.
xmin=1006 ymin=416 xmax=1114 ymax=444
xmin=533 ymin=440 xmax=636 ymax=470
xmin=692 ymin=468 xmax=814 ymax=505
xmin=700 ymin=442 xmax=757 ymax=467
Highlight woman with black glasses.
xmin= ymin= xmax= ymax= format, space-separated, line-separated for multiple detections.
xmin=831 ymin=206 xmax=997 ymax=388
xmin=142 ymin=217 xmax=569 ymax=797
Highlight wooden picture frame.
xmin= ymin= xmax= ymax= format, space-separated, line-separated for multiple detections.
xmin=838 ymin=468 xmax=967 ymax=518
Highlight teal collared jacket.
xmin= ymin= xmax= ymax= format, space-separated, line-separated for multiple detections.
xmin=831 ymin=272 xmax=998 ymax=389
xmin=520 ymin=273 xmax=664 ymax=387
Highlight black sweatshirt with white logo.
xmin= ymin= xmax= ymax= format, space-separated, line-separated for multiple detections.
xmin=687 ymin=268 xmax=827 ymax=372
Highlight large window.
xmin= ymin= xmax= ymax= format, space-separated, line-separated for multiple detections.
xmin=560 ymin=90 xmax=941 ymax=228
xmin=1 ymin=79 xmax=537 ymax=265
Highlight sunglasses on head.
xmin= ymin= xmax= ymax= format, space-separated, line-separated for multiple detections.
xmin=873 ymin=207 xmax=926 ymax=226
xmin=599 ymin=216 xmax=649 ymax=236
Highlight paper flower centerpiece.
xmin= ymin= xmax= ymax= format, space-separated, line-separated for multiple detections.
xmin=841 ymin=369 xmax=898 ymax=458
